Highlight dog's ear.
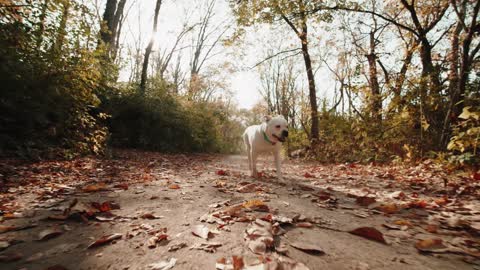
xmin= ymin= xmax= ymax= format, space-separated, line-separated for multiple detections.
xmin=264 ymin=115 xmax=272 ymax=123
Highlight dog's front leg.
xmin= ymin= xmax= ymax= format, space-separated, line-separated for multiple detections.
xmin=274 ymin=151 xmax=282 ymax=180
xmin=251 ymin=150 xmax=258 ymax=178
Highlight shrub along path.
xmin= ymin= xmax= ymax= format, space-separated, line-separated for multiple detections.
xmin=0 ymin=150 xmax=479 ymax=270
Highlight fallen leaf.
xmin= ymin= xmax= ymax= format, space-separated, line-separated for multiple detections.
xmin=82 ymin=183 xmax=107 ymax=192
xmin=349 ymin=227 xmax=387 ymax=244
xmin=296 ymin=222 xmax=313 ymax=228
xmin=237 ymin=183 xmax=261 ymax=193
xmin=87 ymin=233 xmax=122 ymax=249
xmin=415 ymin=238 xmax=446 ymax=252
xmin=192 ymin=225 xmax=211 ymax=239
xmin=147 ymin=234 xmax=168 ymax=248
xmin=168 ymin=184 xmax=180 ymax=189
xmin=356 ymin=196 xmax=376 ymax=207
xmin=244 ymin=219 xmax=274 ymax=254
xmin=168 ymin=242 xmax=187 ymax=252
xmin=141 ymin=213 xmax=162 ymax=219
xmin=290 ymin=241 xmax=325 ymax=255
xmin=149 ymin=258 xmax=177 ymax=270
xmin=243 ymin=200 xmax=269 ymax=212
xmin=232 ymin=256 xmax=244 ymax=270
xmin=190 ymin=242 xmax=222 ymax=253
xmin=216 ymin=170 xmax=228 ymax=176
xmin=425 ymin=224 xmax=438 ymax=233
xmin=377 ymin=203 xmax=400 ymax=214
xmin=38 ymin=227 xmax=63 ymax=241
xmin=303 ymin=172 xmax=315 ymax=178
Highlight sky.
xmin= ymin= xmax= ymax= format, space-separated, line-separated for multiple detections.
xmin=116 ymin=0 xmax=339 ymax=109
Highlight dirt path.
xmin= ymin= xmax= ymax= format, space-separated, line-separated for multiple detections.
xmin=0 ymin=150 xmax=479 ymax=270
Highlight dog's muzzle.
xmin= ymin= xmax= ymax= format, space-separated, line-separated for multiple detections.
xmin=273 ymin=130 xmax=289 ymax=142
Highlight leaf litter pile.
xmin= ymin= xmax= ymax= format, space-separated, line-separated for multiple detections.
xmin=0 ymin=150 xmax=479 ymax=269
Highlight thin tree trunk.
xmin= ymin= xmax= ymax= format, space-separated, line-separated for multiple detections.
xmin=100 ymin=0 xmax=117 ymax=46
xmin=366 ymin=31 xmax=382 ymax=122
xmin=52 ymin=1 xmax=70 ymax=54
xmin=36 ymin=0 xmax=49 ymax=50
xmin=139 ymin=0 xmax=162 ymax=95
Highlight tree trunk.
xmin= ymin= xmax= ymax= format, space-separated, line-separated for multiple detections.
xmin=366 ymin=31 xmax=382 ymax=122
xmin=139 ymin=0 xmax=162 ymax=95
xmin=36 ymin=0 xmax=49 ymax=50
xmin=52 ymin=1 xmax=70 ymax=54
xmin=100 ymin=0 xmax=117 ymax=46
xmin=111 ymin=0 xmax=127 ymax=58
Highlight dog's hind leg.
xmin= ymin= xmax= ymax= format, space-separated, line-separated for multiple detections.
xmin=243 ymin=133 xmax=252 ymax=173
xmin=274 ymin=151 xmax=282 ymax=180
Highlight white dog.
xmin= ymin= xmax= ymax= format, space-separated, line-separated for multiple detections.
xmin=243 ymin=115 xmax=289 ymax=180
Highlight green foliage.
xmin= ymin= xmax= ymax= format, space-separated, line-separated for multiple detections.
xmin=0 ymin=2 xmax=108 ymax=159
xmin=447 ymin=106 xmax=480 ymax=165
xmin=101 ymin=83 xmax=243 ymax=154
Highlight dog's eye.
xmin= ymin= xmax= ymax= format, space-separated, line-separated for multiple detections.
xmin=276 ymin=125 xmax=281 ymax=129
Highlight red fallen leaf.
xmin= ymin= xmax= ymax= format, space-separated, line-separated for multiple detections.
xmin=349 ymin=227 xmax=387 ymax=244
xmin=169 ymin=184 xmax=180 ymax=189
xmin=232 ymin=255 xmax=244 ymax=270
xmin=87 ymin=233 xmax=122 ymax=249
xmin=216 ymin=169 xmax=228 ymax=176
xmin=147 ymin=234 xmax=168 ymax=248
xmin=313 ymin=191 xmax=332 ymax=201
xmin=91 ymin=201 xmax=113 ymax=212
xmin=303 ymin=172 xmax=315 ymax=178
xmin=113 ymin=183 xmax=129 ymax=190
xmin=472 ymin=172 xmax=480 ymax=181
xmin=356 ymin=196 xmax=376 ymax=207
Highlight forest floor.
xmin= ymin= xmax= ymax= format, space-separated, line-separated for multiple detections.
xmin=0 ymin=149 xmax=479 ymax=270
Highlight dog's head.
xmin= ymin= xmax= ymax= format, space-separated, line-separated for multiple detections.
xmin=265 ymin=115 xmax=289 ymax=143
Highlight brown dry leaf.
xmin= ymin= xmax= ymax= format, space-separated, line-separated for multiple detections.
xmin=237 ymin=183 xmax=260 ymax=193
xmin=192 ymin=224 xmax=211 ymax=239
xmin=147 ymin=233 xmax=168 ymax=248
xmin=141 ymin=213 xmax=162 ymax=219
xmin=87 ymin=233 xmax=122 ymax=249
xmin=349 ymin=227 xmax=387 ymax=244
xmin=244 ymin=219 xmax=274 ymax=254
xmin=82 ymin=183 xmax=107 ymax=192
xmin=377 ymin=203 xmax=400 ymax=214
xmin=243 ymin=200 xmax=269 ymax=212
xmin=303 ymin=172 xmax=315 ymax=178
xmin=425 ymin=224 xmax=439 ymax=233
xmin=190 ymin=242 xmax=222 ymax=253
xmin=168 ymin=184 xmax=180 ymax=189
xmin=290 ymin=241 xmax=325 ymax=255
xmin=38 ymin=227 xmax=63 ymax=241
xmin=415 ymin=238 xmax=446 ymax=251
xmin=168 ymin=242 xmax=187 ymax=252
xmin=0 ymin=240 xmax=10 ymax=251
xmin=148 ymin=258 xmax=177 ymax=270
xmin=356 ymin=196 xmax=376 ymax=207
